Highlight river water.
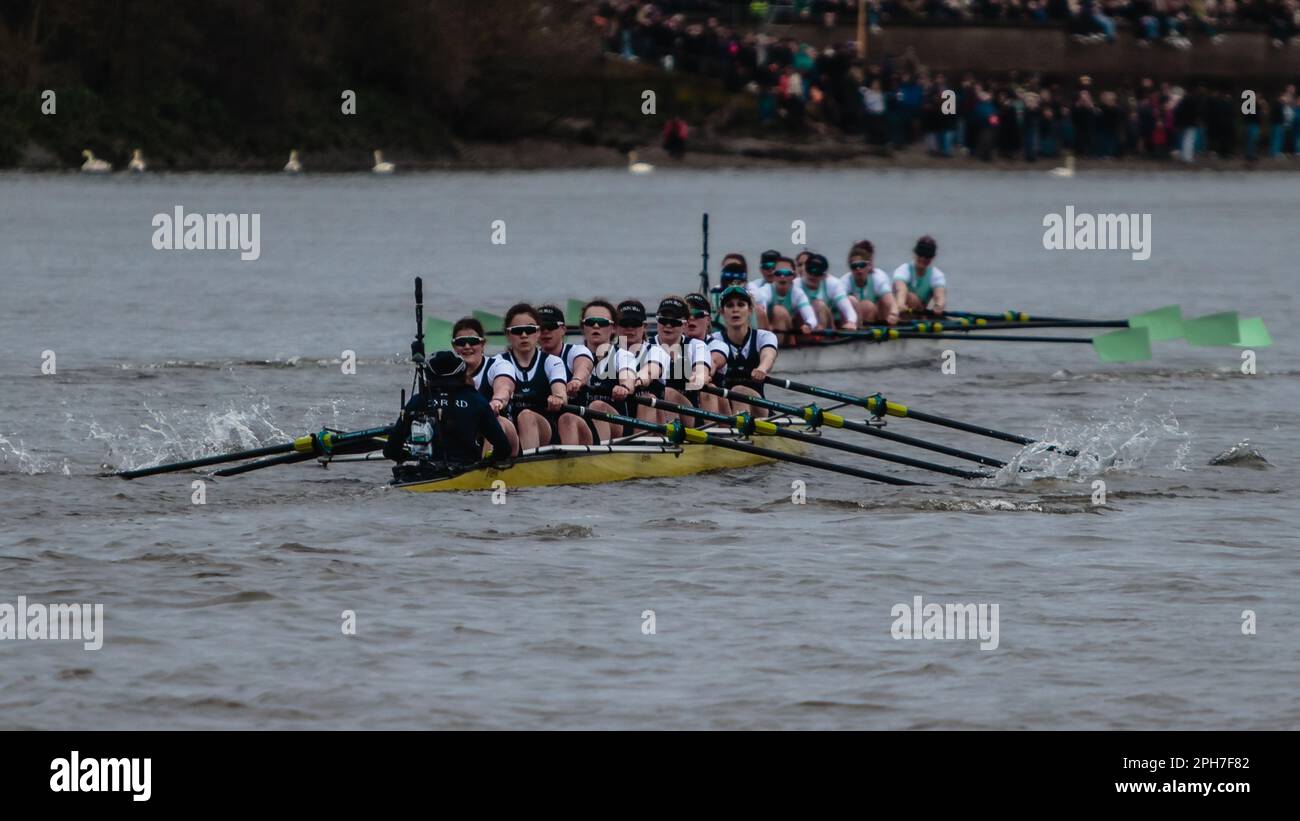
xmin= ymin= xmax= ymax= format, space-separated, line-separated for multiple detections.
xmin=1 ymin=168 xmax=1296 ymax=729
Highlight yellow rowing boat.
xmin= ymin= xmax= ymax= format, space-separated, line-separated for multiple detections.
xmin=394 ymin=431 xmax=809 ymax=491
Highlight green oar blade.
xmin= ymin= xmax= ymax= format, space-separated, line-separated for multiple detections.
xmin=424 ymin=317 xmax=453 ymax=351
xmin=1127 ymin=305 xmax=1183 ymax=341
xmin=1233 ymin=317 xmax=1272 ymax=348
xmin=473 ymin=310 xmax=503 ymax=333
xmin=1183 ymin=312 xmax=1241 ymax=346
xmin=1092 ymin=326 xmax=1152 ymax=362
xmin=566 ymin=298 xmax=587 ymax=323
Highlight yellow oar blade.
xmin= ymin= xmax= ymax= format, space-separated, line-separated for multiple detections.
xmin=1183 ymin=312 xmax=1241 ymax=346
xmin=1092 ymin=326 xmax=1152 ymax=362
xmin=1233 ymin=317 xmax=1272 ymax=348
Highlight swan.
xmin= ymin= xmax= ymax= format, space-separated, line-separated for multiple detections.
xmin=372 ymin=150 xmax=395 ymax=174
xmin=1048 ymin=154 xmax=1075 ymax=178
xmin=80 ymin=150 xmax=112 ymax=174
xmin=127 ymin=149 xmax=146 ymax=173
xmin=284 ymin=150 xmax=302 ymax=174
xmin=627 ymin=150 xmax=654 ymax=174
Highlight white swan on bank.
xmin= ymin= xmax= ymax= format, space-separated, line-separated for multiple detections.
xmin=627 ymin=150 xmax=654 ymax=174
xmin=1049 ymin=154 xmax=1075 ymax=178
xmin=80 ymin=150 xmax=112 ymax=174
xmin=127 ymin=149 xmax=146 ymax=173
xmin=284 ymin=150 xmax=302 ymax=174
xmin=372 ymin=150 xmax=395 ymax=174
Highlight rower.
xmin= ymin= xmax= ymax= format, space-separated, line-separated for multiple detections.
xmin=794 ymin=250 xmax=812 ymax=280
xmin=449 ymin=317 xmax=520 ymax=456
xmin=646 ymin=295 xmax=723 ymax=420
xmin=537 ymin=303 xmax=594 ymax=401
xmin=579 ymin=298 xmax=641 ymax=442
xmin=383 ymin=350 xmax=512 ymax=469
xmin=710 ymin=253 xmax=770 ymax=330
xmin=751 ymin=255 xmax=815 ymax=342
xmin=757 ymin=249 xmax=781 ymax=289
xmin=491 ymin=303 xmax=590 ymax=450
xmin=798 ymin=252 xmax=857 ymax=331
xmin=713 ymin=285 xmax=778 ymax=418
xmin=684 ymin=292 xmax=733 ymax=411
xmin=839 ymin=240 xmax=899 ymax=326
xmin=613 ymin=299 xmax=674 ymax=421
xmin=892 ymin=234 xmax=948 ymax=317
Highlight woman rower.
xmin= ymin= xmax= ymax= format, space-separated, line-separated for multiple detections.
xmin=798 ymin=252 xmax=857 ymax=331
xmin=613 ymin=299 xmax=676 ymax=425
xmin=839 ymin=240 xmax=899 ymax=326
xmin=449 ymin=317 xmax=520 ymax=456
xmin=892 ymin=234 xmax=948 ymax=317
xmin=537 ymin=304 xmax=595 ymax=403
xmin=683 ymin=292 xmax=733 ymax=413
xmin=644 ymin=295 xmax=723 ymax=422
xmin=578 ymin=299 xmax=641 ymax=442
xmin=750 ymin=254 xmax=815 ymax=344
xmin=713 ymin=285 xmax=778 ymax=418
xmin=490 ymin=303 xmax=589 ymax=451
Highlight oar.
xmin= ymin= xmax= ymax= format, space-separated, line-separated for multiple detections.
xmin=701 ymin=384 xmax=1007 ymax=468
xmin=213 ymin=435 xmax=388 ymax=477
xmin=763 ymin=377 xmax=1078 ymax=455
xmin=806 ymin=326 xmax=1153 ymax=363
xmin=114 ymin=426 xmax=393 ymax=480
xmin=562 ymin=404 xmax=922 ymax=486
xmin=630 ymin=394 xmax=989 ymax=479
xmin=945 ymin=305 xmax=1183 ymax=338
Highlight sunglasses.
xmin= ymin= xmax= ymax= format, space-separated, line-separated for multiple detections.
xmin=850 ymin=261 xmax=870 ymax=270
xmin=773 ymin=269 xmax=795 ymax=278
xmin=617 ymin=319 xmax=644 ymax=328
xmin=452 ymin=335 xmax=484 ymax=347
xmin=540 ymin=321 xmax=564 ymax=331
xmin=688 ymin=310 xmax=710 ymax=318
xmin=506 ymin=324 xmax=539 ymax=336
xmin=761 ymin=261 xmax=776 ymax=270
xmin=581 ymin=316 xmax=613 ymax=328
xmin=656 ymin=316 xmax=685 ymax=327
xmin=807 ymin=270 xmax=826 ymax=277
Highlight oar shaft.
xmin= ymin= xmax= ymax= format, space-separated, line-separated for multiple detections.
xmin=702 ymin=384 xmax=1006 ymax=468
xmin=564 ymin=403 xmax=920 ymax=486
xmin=116 ymin=441 xmax=298 ymax=479
xmin=635 ymin=395 xmax=986 ymax=479
xmin=811 ymin=329 xmax=1098 ymax=343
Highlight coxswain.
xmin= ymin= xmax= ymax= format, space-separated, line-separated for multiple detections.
xmin=491 ymin=303 xmax=590 ymax=450
xmin=838 ymin=240 xmax=900 ymax=326
xmin=892 ymin=234 xmax=948 ymax=317
xmin=798 ymin=252 xmax=857 ymax=331
xmin=713 ymin=285 xmax=778 ymax=418
xmin=383 ymin=350 xmax=512 ymax=471
xmin=449 ymin=317 xmax=520 ymax=456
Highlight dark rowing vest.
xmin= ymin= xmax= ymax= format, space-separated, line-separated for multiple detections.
xmin=650 ymin=334 xmax=690 ymax=392
xmin=470 ymin=358 xmax=495 ymax=403
xmin=719 ymin=329 xmax=766 ymax=395
xmin=499 ymin=349 xmax=556 ymax=416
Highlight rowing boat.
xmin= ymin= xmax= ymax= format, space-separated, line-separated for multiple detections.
xmin=390 ymin=428 xmax=809 ymax=491
xmin=770 ymin=334 xmax=942 ymax=372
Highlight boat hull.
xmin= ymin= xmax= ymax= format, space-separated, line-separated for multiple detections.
xmin=394 ymin=434 xmax=807 ymax=492
xmin=776 ymin=335 xmax=943 ymax=373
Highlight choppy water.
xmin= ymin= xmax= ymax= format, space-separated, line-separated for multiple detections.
xmin=1 ymin=168 xmax=1297 ymax=729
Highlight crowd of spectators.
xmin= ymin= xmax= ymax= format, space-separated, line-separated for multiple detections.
xmin=595 ymin=0 xmax=1300 ymax=49
xmin=594 ymin=1 xmax=1300 ymax=161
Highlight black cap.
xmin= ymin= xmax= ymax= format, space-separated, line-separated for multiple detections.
xmin=657 ymin=296 xmax=688 ymax=320
xmin=684 ymin=292 xmax=711 ymax=316
xmin=806 ymin=253 xmax=829 ymax=275
xmin=536 ymin=305 xmax=565 ymax=325
xmin=426 ymin=350 xmax=467 ymax=387
xmin=913 ymin=235 xmax=937 ymax=258
xmin=616 ymin=299 xmax=646 ymax=324
xmin=760 ymin=249 xmax=780 ymax=265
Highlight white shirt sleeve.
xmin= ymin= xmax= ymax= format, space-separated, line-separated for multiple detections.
xmin=792 ymin=287 xmax=818 ymax=329
xmin=928 ymin=265 xmax=947 ymax=289
xmin=751 ymin=282 xmax=771 ymax=310
xmin=543 ymin=354 xmax=567 ymax=385
xmin=755 ymin=328 xmax=779 ymax=351
xmin=870 ymin=268 xmax=893 ymax=299
xmin=746 ymin=280 xmax=763 ymax=297
xmin=565 ymin=344 xmax=594 ymax=374
xmin=686 ymin=338 xmax=711 ymax=371
xmin=486 ymin=355 xmax=515 ymax=387
xmin=824 ymin=276 xmax=856 ymax=324
xmin=891 ymin=263 xmax=912 ymax=285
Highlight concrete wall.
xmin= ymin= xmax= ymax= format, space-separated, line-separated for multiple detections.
xmin=764 ymin=23 xmax=1300 ymax=85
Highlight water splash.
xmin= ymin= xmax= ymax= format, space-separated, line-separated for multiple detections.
xmin=83 ymin=399 xmax=292 ymax=472
xmin=991 ymin=395 xmax=1191 ymax=485
xmin=0 ymin=432 xmax=55 ymax=475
